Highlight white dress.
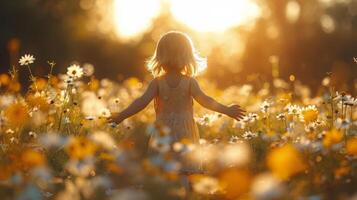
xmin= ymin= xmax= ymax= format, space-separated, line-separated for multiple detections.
xmin=149 ymin=75 xmax=201 ymax=174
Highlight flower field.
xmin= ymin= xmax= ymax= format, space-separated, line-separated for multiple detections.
xmin=0 ymin=55 xmax=356 ymax=200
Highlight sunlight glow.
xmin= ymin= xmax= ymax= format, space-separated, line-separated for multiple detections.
xmin=113 ymin=0 xmax=261 ymax=38
xmin=113 ymin=0 xmax=161 ymax=38
xmin=169 ymin=0 xmax=261 ymax=32
xmin=285 ymin=1 xmax=301 ymax=23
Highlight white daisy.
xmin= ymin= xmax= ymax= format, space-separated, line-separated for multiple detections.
xmin=29 ymin=131 xmax=37 ymax=138
xmin=19 ymin=54 xmax=35 ymax=66
xmin=242 ymin=113 xmax=259 ymax=124
xmin=260 ymin=100 xmax=271 ymax=113
xmin=276 ymin=113 xmax=286 ymax=120
xmin=67 ymin=64 xmax=84 ymax=80
xmin=100 ymin=108 xmax=111 ymax=118
xmin=6 ymin=129 xmax=15 ymax=134
xmin=197 ymin=113 xmax=218 ymax=126
xmin=229 ymin=135 xmax=240 ymax=144
xmin=334 ymin=91 xmax=349 ymax=102
xmin=85 ymin=116 xmax=95 ymax=120
xmin=335 ymin=118 xmax=351 ymax=129
xmin=287 ymin=104 xmax=301 ymax=115
xmin=345 ymin=96 xmax=357 ymax=106
xmin=242 ymin=131 xmax=258 ymax=140
xmin=304 ymin=122 xmax=317 ymax=132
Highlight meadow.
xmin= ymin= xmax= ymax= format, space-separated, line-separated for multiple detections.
xmin=0 ymin=54 xmax=356 ymax=200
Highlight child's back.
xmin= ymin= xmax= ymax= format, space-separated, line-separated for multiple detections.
xmin=154 ymin=74 xmax=199 ymax=143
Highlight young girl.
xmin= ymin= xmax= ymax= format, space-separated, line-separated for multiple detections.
xmin=111 ymin=31 xmax=245 ymax=196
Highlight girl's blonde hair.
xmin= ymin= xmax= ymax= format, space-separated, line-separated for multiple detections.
xmin=146 ymin=31 xmax=206 ymax=77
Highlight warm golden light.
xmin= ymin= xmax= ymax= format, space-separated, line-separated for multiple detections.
xmin=169 ymin=0 xmax=261 ymax=32
xmin=113 ymin=0 xmax=161 ymax=38
xmin=113 ymin=0 xmax=261 ymax=38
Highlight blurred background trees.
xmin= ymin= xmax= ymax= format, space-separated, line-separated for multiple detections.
xmin=0 ymin=0 xmax=356 ymax=92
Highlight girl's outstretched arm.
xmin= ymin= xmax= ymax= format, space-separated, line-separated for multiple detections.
xmin=111 ymin=79 xmax=158 ymax=124
xmin=190 ymin=78 xmax=245 ymax=120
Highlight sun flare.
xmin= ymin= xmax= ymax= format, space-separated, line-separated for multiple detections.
xmin=113 ymin=0 xmax=162 ymax=38
xmin=169 ymin=0 xmax=261 ymax=32
xmin=113 ymin=0 xmax=261 ymax=38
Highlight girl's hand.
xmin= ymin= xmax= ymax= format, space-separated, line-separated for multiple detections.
xmin=107 ymin=113 xmax=123 ymax=127
xmin=225 ymin=105 xmax=246 ymax=120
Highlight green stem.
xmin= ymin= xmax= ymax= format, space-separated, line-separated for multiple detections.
xmin=351 ymin=106 xmax=354 ymax=122
xmin=58 ymin=85 xmax=70 ymax=132
xmin=329 ymin=87 xmax=334 ymax=128
xmin=46 ymin=64 xmax=54 ymax=89
xmin=26 ymin=64 xmax=34 ymax=78
xmin=341 ymin=99 xmax=344 ymax=119
xmin=26 ymin=64 xmax=38 ymax=92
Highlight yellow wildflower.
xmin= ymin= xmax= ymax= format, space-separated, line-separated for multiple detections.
xmin=8 ymin=80 xmax=21 ymax=92
xmin=219 ymin=169 xmax=251 ymax=199
xmin=277 ymin=92 xmax=292 ymax=105
xmin=346 ymin=138 xmax=357 ymax=156
xmin=88 ymin=77 xmax=100 ymax=91
xmin=26 ymin=94 xmax=49 ymax=111
xmin=323 ymin=129 xmax=343 ymax=148
xmin=65 ymin=137 xmax=97 ymax=160
xmin=31 ymin=78 xmax=47 ymax=91
xmin=98 ymin=152 xmax=115 ymax=161
xmin=0 ymin=73 xmax=10 ymax=86
xmin=334 ymin=161 xmax=350 ymax=179
xmin=5 ymin=102 xmax=30 ymax=127
xmin=267 ymin=144 xmax=306 ymax=180
xmin=126 ymin=77 xmax=139 ymax=86
xmin=21 ymin=149 xmax=46 ymax=169
xmin=106 ymin=163 xmax=124 ymax=175
xmin=49 ymin=76 xmax=59 ymax=88
xmin=0 ymin=165 xmax=12 ymax=180
xmin=301 ymin=105 xmax=318 ymax=123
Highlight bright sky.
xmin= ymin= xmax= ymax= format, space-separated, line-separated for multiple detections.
xmin=113 ymin=0 xmax=261 ymax=38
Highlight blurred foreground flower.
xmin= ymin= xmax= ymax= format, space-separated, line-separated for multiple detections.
xmin=219 ymin=143 xmax=251 ymax=167
xmin=111 ymin=188 xmax=148 ymax=200
xmin=21 ymin=149 xmax=46 ymax=169
xmin=4 ymin=102 xmax=30 ymax=127
xmin=90 ymin=131 xmax=116 ymax=150
xmin=323 ymin=129 xmax=343 ymax=148
xmin=191 ymin=175 xmax=220 ymax=195
xmin=267 ymin=144 xmax=306 ymax=180
xmin=219 ymin=169 xmax=251 ymax=199
xmin=346 ymin=138 xmax=357 ymax=156
xmin=251 ymin=173 xmax=284 ymax=200
xmin=65 ymin=137 xmax=97 ymax=160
